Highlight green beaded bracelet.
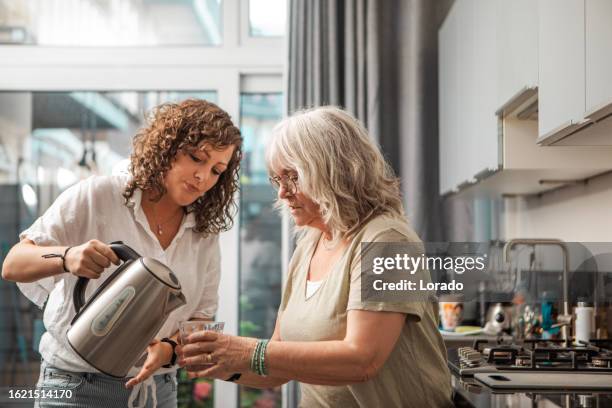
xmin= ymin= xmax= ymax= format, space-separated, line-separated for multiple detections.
xmin=250 ymin=340 xmax=261 ymax=373
xmin=250 ymin=339 xmax=270 ymax=376
xmin=259 ymin=340 xmax=269 ymax=376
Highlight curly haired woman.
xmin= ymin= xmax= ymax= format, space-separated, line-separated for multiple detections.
xmin=2 ymin=99 xmax=242 ymax=408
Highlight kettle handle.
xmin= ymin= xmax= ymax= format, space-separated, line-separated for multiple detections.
xmin=72 ymin=241 xmax=141 ymax=314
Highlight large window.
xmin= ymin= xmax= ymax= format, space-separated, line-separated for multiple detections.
xmin=0 ymin=0 xmax=223 ymax=46
xmin=248 ymin=0 xmax=286 ymax=37
xmin=239 ymin=93 xmax=283 ymax=408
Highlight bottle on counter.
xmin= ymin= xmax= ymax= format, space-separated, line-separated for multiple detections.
xmin=574 ymin=301 xmax=595 ymax=345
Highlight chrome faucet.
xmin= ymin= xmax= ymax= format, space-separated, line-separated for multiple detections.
xmin=503 ymin=239 xmax=572 ymax=345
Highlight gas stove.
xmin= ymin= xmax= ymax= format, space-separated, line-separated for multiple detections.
xmin=449 ymin=339 xmax=612 ymax=407
xmin=448 ymin=338 xmax=612 ymax=377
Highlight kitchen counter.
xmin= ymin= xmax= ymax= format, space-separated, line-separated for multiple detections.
xmin=442 ymin=333 xmax=513 ymax=349
xmin=441 ymin=333 xmax=498 ymax=341
xmin=451 ymin=372 xmax=612 ymax=408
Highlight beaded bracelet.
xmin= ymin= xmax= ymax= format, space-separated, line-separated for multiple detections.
xmin=258 ymin=340 xmax=269 ymax=376
xmin=250 ymin=340 xmax=261 ymax=373
xmin=250 ymin=339 xmax=270 ymax=376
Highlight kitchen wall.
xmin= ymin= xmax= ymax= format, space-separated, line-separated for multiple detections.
xmin=504 ymin=171 xmax=612 ymax=242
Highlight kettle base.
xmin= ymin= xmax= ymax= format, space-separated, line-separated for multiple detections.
xmin=66 ymin=337 xmax=130 ymax=379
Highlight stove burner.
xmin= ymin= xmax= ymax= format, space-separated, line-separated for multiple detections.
xmin=485 ymin=346 xmax=521 ymax=364
xmin=515 ymin=356 xmax=532 ymax=367
xmin=590 ymin=357 xmax=612 ymax=368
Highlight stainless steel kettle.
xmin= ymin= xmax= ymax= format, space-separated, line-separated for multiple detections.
xmin=67 ymin=242 xmax=187 ymax=378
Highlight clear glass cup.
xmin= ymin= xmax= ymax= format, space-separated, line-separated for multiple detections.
xmin=178 ymin=321 xmax=225 ymax=371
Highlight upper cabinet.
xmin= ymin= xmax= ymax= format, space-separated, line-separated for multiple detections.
xmin=496 ymin=0 xmax=538 ymax=110
xmin=537 ymin=0 xmax=612 ymax=145
xmin=537 ymin=0 xmax=585 ymax=139
xmin=439 ymin=0 xmax=499 ymax=195
xmin=439 ymin=0 xmax=612 ymax=196
xmin=585 ymin=0 xmax=612 ymax=121
xmin=438 ymin=1 xmax=460 ymax=195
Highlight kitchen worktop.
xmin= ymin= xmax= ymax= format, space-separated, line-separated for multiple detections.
xmin=451 ymin=372 xmax=612 ymax=408
xmin=441 ymin=333 xmax=513 ymax=349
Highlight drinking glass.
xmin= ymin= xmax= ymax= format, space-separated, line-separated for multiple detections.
xmin=178 ymin=321 xmax=225 ymax=371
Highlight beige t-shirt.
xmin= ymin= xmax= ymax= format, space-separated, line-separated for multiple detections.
xmin=279 ymin=215 xmax=453 ymax=408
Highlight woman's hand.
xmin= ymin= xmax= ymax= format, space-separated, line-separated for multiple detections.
xmin=177 ymin=331 xmax=256 ymax=378
xmin=125 ymin=339 xmax=173 ymax=389
xmin=175 ymin=341 xmax=232 ymax=381
xmin=65 ymin=240 xmax=120 ymax=279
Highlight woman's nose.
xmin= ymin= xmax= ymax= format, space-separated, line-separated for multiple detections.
xmin=278 ymin=184 xmax=292 ymax=199
xmin=194 ymin=169 xmax=209 ymax=185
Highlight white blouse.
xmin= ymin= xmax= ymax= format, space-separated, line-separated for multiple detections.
xmin=17 ymin=174 xmax=221 ymax=377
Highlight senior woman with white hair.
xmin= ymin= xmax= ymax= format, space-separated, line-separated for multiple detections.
xmin=177 ymin=106 xmax=453 ymax=407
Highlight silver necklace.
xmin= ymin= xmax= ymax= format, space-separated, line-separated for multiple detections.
xmin=151 ymin=205 xmax=183 ymax=236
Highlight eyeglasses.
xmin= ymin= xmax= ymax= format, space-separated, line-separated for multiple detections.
xmin=268 ymin=174 xmax=299 ymax=195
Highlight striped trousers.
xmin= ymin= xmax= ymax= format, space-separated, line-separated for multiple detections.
xmin=34 ymin=360 xmax=177 ymax=408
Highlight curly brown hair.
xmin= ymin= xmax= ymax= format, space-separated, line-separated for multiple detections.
xmin=123 ymin=99 xmax=243 ymax=235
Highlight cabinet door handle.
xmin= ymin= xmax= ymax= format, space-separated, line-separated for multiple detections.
xmin=536 ymin=119 xmax=591 ymax=146
xmin=585 ymin=98 xmax=612 ymax=123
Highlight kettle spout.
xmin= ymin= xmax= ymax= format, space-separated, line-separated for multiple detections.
xmin=166 ymin=291 xmax=187 ymax=313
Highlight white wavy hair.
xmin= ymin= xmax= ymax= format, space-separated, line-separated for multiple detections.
xmin=265 ymin=106 xmax=404 ymax=239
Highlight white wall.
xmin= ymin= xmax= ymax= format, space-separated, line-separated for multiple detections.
xmin=504 ymin=171 xmax=612 ymax=242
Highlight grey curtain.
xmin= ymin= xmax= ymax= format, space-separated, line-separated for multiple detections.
xmin=287 ymin=0 xmax=443 ymax=241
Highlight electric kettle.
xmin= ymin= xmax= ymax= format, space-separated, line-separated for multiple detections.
xmin=67 ymin=242 xmax=187 ymax=378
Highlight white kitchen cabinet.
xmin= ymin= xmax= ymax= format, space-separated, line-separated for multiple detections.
xmin=439 ymin=0 xmax=612 ymax=197
xmin=439 ymin=0 xmax=498 ymax=195
xmin=537 ymin=0 xmax=586 ymax=140
xmin=439 ymin=0 xmax=464 ymax=194
xmin=536 ymin=0 xmax=612 ymax=145
xmin=496 ymin=0 xmax=538 ymax=110
xmin=585 ymin=0 xmax=612 ymax=119
xmin=468 ymin=0 xmax=499 ymax=183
